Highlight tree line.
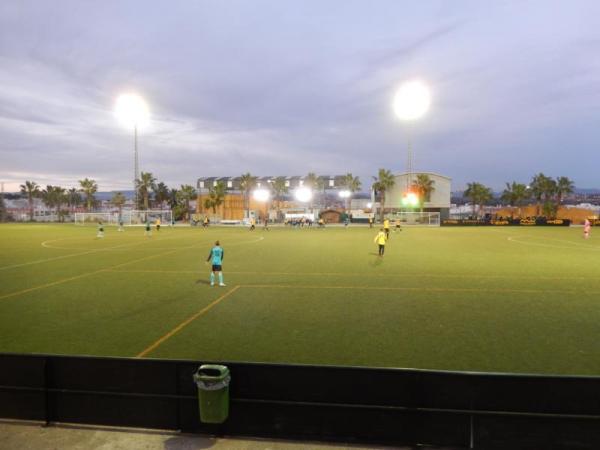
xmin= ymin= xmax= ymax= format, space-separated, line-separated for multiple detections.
xmin=464 ymin=173 xmax=574 ymax=218
xmin=17 ymin=173 xmax=198 ymax=221
xmin=14 ymin=171 xmax=571 ymax=222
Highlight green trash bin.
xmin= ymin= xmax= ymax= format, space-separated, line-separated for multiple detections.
xmin=193 ymin=364 xmax=230 ymax=424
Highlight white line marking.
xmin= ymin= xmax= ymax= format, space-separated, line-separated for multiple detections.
xmin=507 ymin=236 xmax=600 ymax=251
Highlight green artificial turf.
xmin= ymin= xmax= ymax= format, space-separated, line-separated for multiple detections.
xmin=0 ymin=223 xmax=599 ymax=375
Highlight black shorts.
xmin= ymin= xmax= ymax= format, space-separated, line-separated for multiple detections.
xmin=212 ymin=265 xmax=222 ymax=272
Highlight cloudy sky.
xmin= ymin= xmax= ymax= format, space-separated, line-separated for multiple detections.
xmin=1 ymin=0 xmax=599 ymax=192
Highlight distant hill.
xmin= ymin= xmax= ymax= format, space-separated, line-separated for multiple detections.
xmin=575 ymin=188 xmax=600 ymax=194
xmin=95 ymin=191 xmax=135 ymax=201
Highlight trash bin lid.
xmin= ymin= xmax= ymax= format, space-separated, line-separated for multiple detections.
xmin=195 ymin=364 xmax=229 ymax=381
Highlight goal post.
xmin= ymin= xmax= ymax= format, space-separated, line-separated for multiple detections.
xmin=74 ymin=210 xmax=173 ymax=226
xmin=125 ymin=210 xmax=173 ymax=226
xmin=386 ymin=211 xmax=440 ymax=226
xmin=74 ymin=212 xmax=117 ymax=225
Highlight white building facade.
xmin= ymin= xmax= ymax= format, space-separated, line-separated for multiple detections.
xmin=380 ymin=172 xmax=452 ymax=218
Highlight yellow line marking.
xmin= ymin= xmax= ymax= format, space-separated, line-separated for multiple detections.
xmin=0 ymin=248 xmax=182 ymax=302
xmin=0 ymin=234 xmax=181 ymax=271
xmin=238 ymin=284 xmax=584 ymax=294
xmin=136 ymin=285 xmax=241 ymax=358
xmin=104 ymin=269 xmax=594 ymax=281
xmin=0 ymin=234 xmax=263 ymax=298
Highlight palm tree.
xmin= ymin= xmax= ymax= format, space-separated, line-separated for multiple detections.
xmin=178 ymin=184 xmax=197 ymax=221
xmin=529 ymin=173 xmax=554 ymax=216
xmin=501 ymin=182 xmax=529 ymax=218
xmin=271 ymin=176 xmax=288 ymax=220
xmin=340 ymin=173 xmax=361 ymax=212
xmin=304 ymin=172 xmax=320 ymax=211
xmin=316 ymin=177 xmax=326 ymax=209
xmin=41 ymin=185 xmax=66 ymax=221
xmin=78 ymin=178 xmax=98 ymax=211
xmin=20 ymin=180 xmax=40 ymax=221
xmin=111 ymin=192 xmax=127 ymax=218
xmin=371 ymin=169 xmax=395 ymax=222
xmin=239 ymin=172 xmax=258 ymax=218
xmin=67 ymin=188 xmax=82 ymax=214
xmin=0 ymin=194 xmax=6 ymax=222
xmin=136 ymin=172 xmax=157 ymax=210
xmin=204 ymin=181 xmax=226 ymax=214
xmin=412 ymin=174 xmax=435 ymax=213
xmin=153 ymin=182 xmax=170 ymax=209
xmin=168 ymin=188 xmax=179 ymax=209
xmin=555 ymin=176 xmax=574 ymax=205
xmin=54 ymin=186 xmax=66 ymax=221
xmin=464 ymin=182 xmax=493 ymax=218
xmin=41 ymin=185 xmax=56 ymax=215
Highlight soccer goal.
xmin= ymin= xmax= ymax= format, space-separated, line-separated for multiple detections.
xmin=74 ymin=212 xmax=118 ymax=225
xmin=123 ymin=210 xmax=173 ymax=226
xmin=387 ymin=211 xmax=441 ymax=226
xmin=75 ymin=210 xmax=173 ymax=226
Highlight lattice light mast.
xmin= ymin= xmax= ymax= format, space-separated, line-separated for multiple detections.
xmin=115 ymin=94 xmax=150 ymax=207
xmin=393 ymin=80 xmax=431 ymax=191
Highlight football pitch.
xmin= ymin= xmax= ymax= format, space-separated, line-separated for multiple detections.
xmin=0 ymin=223 xmax=599 ymax=376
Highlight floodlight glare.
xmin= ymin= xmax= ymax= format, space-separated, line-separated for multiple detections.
xmin=294 ymin=187 xmax=313 ymax=203
xmin=338 ymin=190 xmax=351 ymax=199
xmin=393 ymin=80 xmax=431 ymax=121
xmin=252 ymin=189 xmax=270 ymax=202
xmin=401 ymin=192 xmax=420 ymax=207
xmin=366 ymin=202 xmax=373 ymax=209
xmin=115 ymin=93 xmax=150 ymax=128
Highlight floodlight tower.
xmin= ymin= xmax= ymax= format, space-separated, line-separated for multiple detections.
xmin=393 ymin=80 xmax=431 ymax=191
xmin=115 ymin=94 xmax=150 ymax=208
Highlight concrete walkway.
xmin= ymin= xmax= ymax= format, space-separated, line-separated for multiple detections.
xmin=1 ymin=420 xmax=458 ymax=450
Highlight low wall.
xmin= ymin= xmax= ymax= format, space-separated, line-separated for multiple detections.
xmin=1 ymin=353 xmax=600 ymax=449
xmin=442 ymin=218 xmax=571 ymax=226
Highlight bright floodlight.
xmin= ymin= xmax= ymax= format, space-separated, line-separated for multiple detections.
xmin=294 ymin=187 xmax=313 ymax=203
xmin=401 ymin=192 xmax=420 ymax=207
xmin=366 ymin=202 xmax=373 ymax=209
xmin=393 ymin=80 xmax=431 ymax=121
xmin=338 ymin=190 xmax=351 ymax=199
xmin=115 ymin=93 xmax=150 ymax=128
xmin=252 ymin=189 xmax=270 ymax=202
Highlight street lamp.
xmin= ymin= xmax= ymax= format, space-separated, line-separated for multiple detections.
xmin=393 ymin=80 xmax=431 ymax=195
xmin=115 ymin=93 xmax=150 ymax=207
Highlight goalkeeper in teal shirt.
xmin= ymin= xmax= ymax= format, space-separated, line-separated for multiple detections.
xmin=206 ymin=241 xmax=226 ymax=286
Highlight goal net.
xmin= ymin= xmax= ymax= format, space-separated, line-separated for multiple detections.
xmin=75 ymin=210 xmax=173 ymax=226
xmin=386 ymin=212 xmax=440 ymax=226
xmin=74 ymin=212 xmax=117 ymax=225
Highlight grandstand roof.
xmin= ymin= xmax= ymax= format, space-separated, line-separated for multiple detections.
xmin=197 ymin=175 xmax=348 ymax=190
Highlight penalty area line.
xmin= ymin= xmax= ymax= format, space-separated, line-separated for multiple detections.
xmin=136 ymin=285 xmax=240 ymax=358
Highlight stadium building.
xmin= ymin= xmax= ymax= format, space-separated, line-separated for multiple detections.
xmin=196 ymin=175 xmax=349 ymax=221
xmin=379 ymin=172 xmax=451 ymax=219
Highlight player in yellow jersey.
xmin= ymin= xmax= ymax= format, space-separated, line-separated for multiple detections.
xmin=383 ymin=218 xmax=390 ymax=238
xmin=155 ymin=217 xmax=161 ymax=232
xmin=374 ymin=228 xmax=387 ymax=257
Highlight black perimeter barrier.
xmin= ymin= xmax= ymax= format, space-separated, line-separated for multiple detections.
xmin=1 ymin=353 xmax=599 ymax=449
